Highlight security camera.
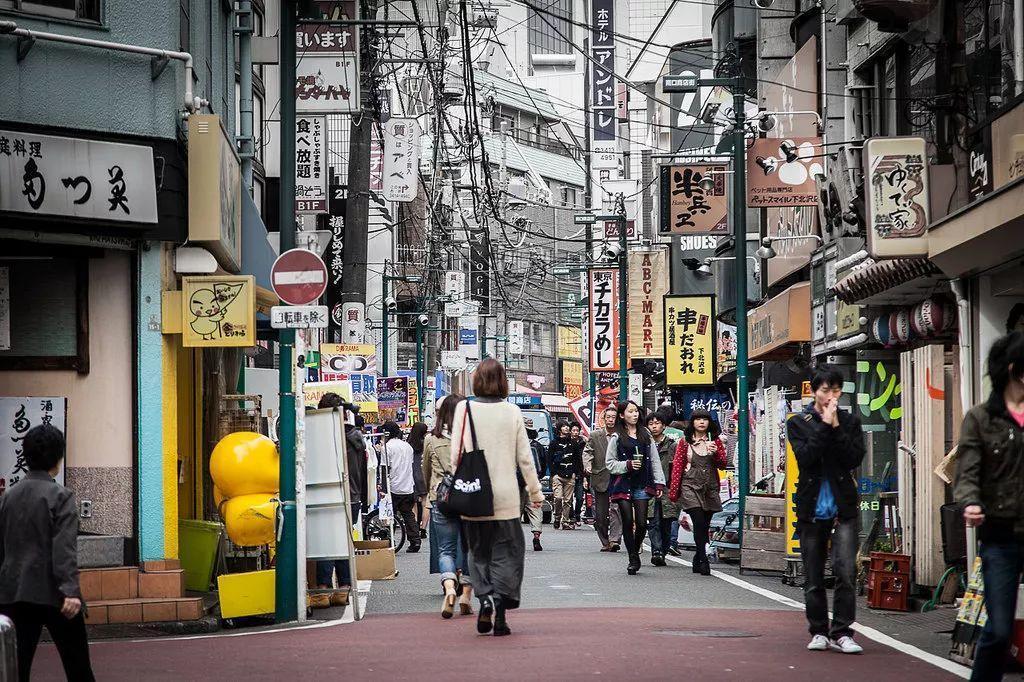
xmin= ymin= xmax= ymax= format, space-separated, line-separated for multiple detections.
xmin=418 ymin=313 xmax=429 ymax=326
xmin=384 ymin=296 xmax=398 ymax=312
xmin=753 ymin=0 xmax=774 ymax=8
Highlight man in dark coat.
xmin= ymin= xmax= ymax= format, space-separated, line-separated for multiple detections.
xmin=786 ymin=365 xmax=866 ymax=655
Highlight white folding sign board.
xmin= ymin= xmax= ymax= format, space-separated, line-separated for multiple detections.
xmin=382 ymin=118 xmax=420 ymax=202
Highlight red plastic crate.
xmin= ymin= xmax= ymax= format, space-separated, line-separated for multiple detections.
xmin=867 ymin=569 xmax=910 ymax=611
xmin=869 ymin=552 xmax=911 ymax=575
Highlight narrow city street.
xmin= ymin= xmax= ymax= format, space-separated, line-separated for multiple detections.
xmin=33 ymin=527 xmax=973 ymax=681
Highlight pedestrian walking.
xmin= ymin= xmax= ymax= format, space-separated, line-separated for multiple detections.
xmin=570 ymin=423 xmax=585 ymax=522
xmin=423 ymin=393 xmax=474 ymax=619
xmin=313 ymin=393 xmax=367 ymax=603
xmin=786 ymin=365 xmax=866 ymax=655
xmin=0 ymin=424 xmax=95 ymax=682
xmin=521 ymin=428 xmax=545 ymax=551
xmin=548 ymin=421 xmax=583 ymax=529
xmin=379 ymin=421 xmax=421 ymax=553
xmin=605 ymin=401 xmax=666 ymax=575
xmin=408 ymin=421 xmax=430 ymax=539
xmin=646 ymin=409 xmax=679 ymax=566
xmin=955 ymin=331 xmax=1024 ymax=681
xmin=452 ymin=359 xmax=543 ymax=636
xmin=583 ymin=406 xmax=623 ymax=551
xmin=667 ymin=408 xmax=728 ymax=576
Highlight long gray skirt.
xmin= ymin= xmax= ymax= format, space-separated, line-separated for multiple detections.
xmin=463 ymin=519 xmax=526 ymax=609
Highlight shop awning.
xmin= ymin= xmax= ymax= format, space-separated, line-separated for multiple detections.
xmin=240 ymin=191 xmax=280 ymax=315
xmin=833 ymin=258 xmax=942 ymax=305
xmin=747 ymin=282 xmax=811 ymax=361
xmin=928 ymin=176 xmax=1024 ymax=278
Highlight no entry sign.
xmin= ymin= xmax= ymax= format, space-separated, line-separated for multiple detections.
xmin=271 ymin=248 xmax=328 ymax=306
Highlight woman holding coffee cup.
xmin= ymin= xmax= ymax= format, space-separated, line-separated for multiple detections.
xmin=604 ymin=401 xmax=666 ymax=575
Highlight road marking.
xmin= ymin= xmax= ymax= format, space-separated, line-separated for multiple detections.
xmin=652 ymin=545 xmax=971 ymax=679
xmin=549 ymin=585 xmax=573 ymax=590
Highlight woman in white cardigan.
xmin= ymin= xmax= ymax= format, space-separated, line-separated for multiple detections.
xmin=451 ymin=359 xmax=544 ymax=637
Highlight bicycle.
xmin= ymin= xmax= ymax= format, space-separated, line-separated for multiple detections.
xmin=362 ymin=505 xmax=407 ymax=553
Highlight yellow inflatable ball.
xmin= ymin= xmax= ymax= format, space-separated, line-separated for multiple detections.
xmin=213 ymin=486 xmax=226 ymax=510
xmin=222 ymin=494 xmax=279 ymax=547
xmin=209 ymin=431 xmax=279 ymax=498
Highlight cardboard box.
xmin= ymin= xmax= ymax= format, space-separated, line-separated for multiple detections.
xmin=354 ymin=540 xmax=397 ymax=580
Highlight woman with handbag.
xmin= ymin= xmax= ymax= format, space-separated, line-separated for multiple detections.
xmin=423 ymin=393 xmax=472 ymax=619
xmin=450 ymin=359 xmax=543 ymax=637
xmin=605 ymin=401 xmax=666 ymax=575
xmin=667 ymin=408 xmax=729 ymax=576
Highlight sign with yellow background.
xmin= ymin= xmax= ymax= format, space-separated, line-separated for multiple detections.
xmin=785 ymin=429 xmax=801 ymax=555
xmin=303 ymin=381 xmax=353 ymax=409
xmin=181 ymin=275 xmax=255 ymax=348
xmin=663 ymin=295 xmax=716 ymax=386
xmin=557 ymin=325 xmax=582 ymax=359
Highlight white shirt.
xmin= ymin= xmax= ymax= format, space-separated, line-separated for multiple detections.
xmin=384 ymin=439 xmax=415 ymax=495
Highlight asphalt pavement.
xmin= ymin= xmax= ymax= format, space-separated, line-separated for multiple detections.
xmin=31 ymin=522 xmax=984 ymax=681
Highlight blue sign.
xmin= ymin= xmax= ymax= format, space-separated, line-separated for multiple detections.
xmin=507 ymin=393 xmax=543 ymax=408
xmin=459 ymin=328 xmax=477 ymax=345
xmin=679 ymin=389 xmax=733 ymax=419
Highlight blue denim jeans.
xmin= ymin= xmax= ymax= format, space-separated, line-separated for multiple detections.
xmin=430 ymin=503 xmax=470 ymax=584
xmin=972 ymin=541 xmax=1024 ymax=681
xmin=316 ymin=505 xmax=360 ymax=587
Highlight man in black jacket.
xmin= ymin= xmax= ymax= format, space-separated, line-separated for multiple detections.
xmin=786 ymin=365 xmax=866 ymax=655
xmin=0 ymin=424 xmax=95 ymax=681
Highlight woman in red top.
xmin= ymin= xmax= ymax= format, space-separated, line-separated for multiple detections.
xmin=668 ymin=408 xmax=728 ymax=576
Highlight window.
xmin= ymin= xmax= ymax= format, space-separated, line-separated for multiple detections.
xmin=179 ymin=0 xmax=190 ymax=52
xmin=531 ymin=322 xmax=554 ymax=356
xmin=561 ymin=186 xmax=577 ymax=207
xmin=528 ymin=0 xmax=572 ymax=55
xmin=0 ymin=253 xmax=88 ymax=372
xmin=1 ymin=0 xmax=100 ymax=22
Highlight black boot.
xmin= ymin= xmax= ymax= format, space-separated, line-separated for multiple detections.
xmin=492 ymin=596 xmax=511 ymax=636
xmin=651 ymin=553 xmax=666 ymax=566
xmin=627 ymin=553 xmax=641 ymax=575
xmin=698 ymin=558 xmax=711 ymax=576
xmin=533 ymin=532 xmax=543 ymax=551
xmin=477 ymin=595 xmax=494 ymax=634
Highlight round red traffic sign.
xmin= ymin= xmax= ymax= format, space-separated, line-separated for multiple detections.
xmin=271 ymin=248 xmax=328 ymax=306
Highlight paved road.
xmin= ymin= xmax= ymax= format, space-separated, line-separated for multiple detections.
xmin=33 ymin=524 xmax=975 ymax=681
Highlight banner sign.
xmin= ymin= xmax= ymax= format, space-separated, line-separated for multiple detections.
xmin=319 ymin=343 xmax=375 ymax=380
xmin=459 ymin=300 xmax=480 ymax=360
xmin=295 ymin=115 xmax=328 ymax=213
xmin=322 ymin=193 xmax=345 ymax=341
xmin=382 ymin=118 xmax=420 ymax=202
xmin=557 ymin=325 xmax=582 ymax=359
xmin=508 ymin=320 xmax=525 ymax=355
xmin=303 ymin=380 xmax=353 ymax=409
xmin=785 ymin=431 xmax=800 ymax=555
xmin=659 ymin=164 xmax=728 ymax=235
xmin=349 ymin=373 xmax=378 ymax=412
xmin=560 ymin=359 xmax=584 ymax=400
xmin=590 ymin=0 xmax=616 ymax=143
xmin=664 ymin=294 xmax=716 ymax=386
xmin=864 ymin=136 xmax=931 ymax=258
xmin=469 ymin=224 xmax=490 ymax=313
xmin=1 ymin=397 xmax=66 ymax=490
xmin=746 ymin=137 xmax=822 ymax=207
xmin=628 ymin=249 xmax=669 ymax=360
xmin=588 ymin=268 xmax=620 ymax=372
xmin=377 ymin=376 xmax=409 ymax=425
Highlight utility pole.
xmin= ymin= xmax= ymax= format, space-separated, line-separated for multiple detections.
xmin=275 ymin=0 xmax=298 ymax=624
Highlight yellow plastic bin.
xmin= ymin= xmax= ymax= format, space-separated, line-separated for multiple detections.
xmin=178 ymin=520 xmax=224 ymax=592
xmin=218 ymin=569 xmax=275 ymax=619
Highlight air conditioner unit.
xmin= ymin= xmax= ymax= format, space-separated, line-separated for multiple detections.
xmin=815 ymin=146 xmax=862 ymax=239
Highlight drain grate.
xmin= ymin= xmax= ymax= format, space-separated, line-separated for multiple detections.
xmin=654 ymin=630 xmax=760 ymax=638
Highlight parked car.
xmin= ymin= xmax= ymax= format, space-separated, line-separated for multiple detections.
xmin=710 ymin=497 xmax=740 ymax=562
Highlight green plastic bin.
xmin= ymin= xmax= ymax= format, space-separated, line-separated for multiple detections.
xmin=178 ymin=520 xmax=224 ymax=592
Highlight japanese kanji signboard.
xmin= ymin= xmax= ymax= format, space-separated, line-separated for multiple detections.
xmin=295 ymin=55 xmax=360 ymax=113
xmin=296 ymin=1 xmax=358 ymax=53
xmin=588 ymin=268 xmax=620 ymax=372
xmin=659 ymin=164 xmax=728 ymax=235
xmin=382 ymin=117 xmax=420 ymax=202
xmin=295 ymin=115 xmax=328 ymax=213
xmin=1 ymin=397 xmax=66 ymax=492
xmin=319 ymin=343 xmax=375 ymax=381
xmin=864 ymin=136 xmax=931 ymax=258
xmin=628 ymin=249 xmax=669 ymax=360
xmin=0 ymin=130 xmax=157 ymax=223
xmin=181 ymin=276 xmax=255 ymax=348
xmin=590 ymin=0 xmax=616 ymax=143
xmin=746 ymin=137 xmax=822 ymax=208
xmin=664 ymin=294 xmax=716 ymax=386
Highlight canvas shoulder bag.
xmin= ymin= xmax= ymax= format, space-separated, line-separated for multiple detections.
xmin=445 ymin=401 xmax=495 ymax=517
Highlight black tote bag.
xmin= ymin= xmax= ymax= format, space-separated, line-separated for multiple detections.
xmin=446 ymin=401 xmax=494 ymax=517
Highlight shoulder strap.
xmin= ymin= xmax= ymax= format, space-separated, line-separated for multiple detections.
xmin=453 ymin=401 xmax=470 ymax=467
xmin=465 ymin=401 xmax=481 ymax=451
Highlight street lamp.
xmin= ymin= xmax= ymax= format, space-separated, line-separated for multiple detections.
xmin=756 ymin=234 xmax=824 ymax=260
xmin=755 ymin=110 xmax=823 ymax=134
xmin=380 ymin=262 xmax=423 ymax=376
xmin=682 ymin=256 xmax=761 ymax=280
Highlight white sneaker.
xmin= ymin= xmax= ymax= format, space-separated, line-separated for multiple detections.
xmin=807 ymin=634 xmax=829 ymax=651
xmin=829 ymin=636 xmax=863 ymax=654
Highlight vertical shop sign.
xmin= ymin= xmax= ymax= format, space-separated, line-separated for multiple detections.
xmin=659 ymin=164 xmax=729 ymax=235
xmin=0 ymin=267 xmax=9 ymax=351
xmin=508 ymin=320 xmax=525 ymax=355
xmin=588 ymin=268 xmax=619 ymax=372
xmin=323 ymin=192 xmax=345 ymax=341
xmin=295 ymin=2 xmax=360 ymax=114
xmin=590 ymin=0 xmax=616 ymax=145
xmin=664 ymin=295 xmax=716 ymax=386
xmin=295 ymin=115 xmax=328 ymax=213
xmin=469 ymin=226 xmax=490 ymax=313
xmin=459 ymin=300 xmax=480 ymax=360
xmin=369 ymin=129 xmax=384 ymax=191
xmin=1 ymin=398 xmax=66 ymax=490
xmin=864 ymin=137 xmax=931 ymax=258
xmin=382 ymin=118 xmax=420 ymax=202
xmin=785 ymin=434 xmax=800 ymax=555
xmin=627 ymin=249 xmax=669 ymax=359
